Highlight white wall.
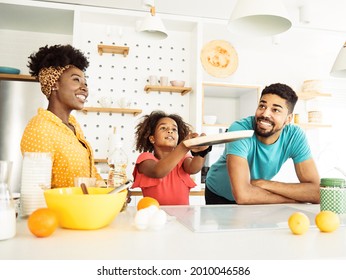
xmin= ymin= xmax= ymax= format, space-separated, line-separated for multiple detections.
xmin=72 ymin=16 xmax=195 ymax=180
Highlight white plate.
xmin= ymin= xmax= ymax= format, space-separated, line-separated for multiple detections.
xmin=184 ymin=130 xmax=254 ymax=147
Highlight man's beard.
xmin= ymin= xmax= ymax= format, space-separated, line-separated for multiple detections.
xmin=254 ymin=117 xmax=283 ymax=138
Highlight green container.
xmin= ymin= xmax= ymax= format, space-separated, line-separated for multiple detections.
xmin=320 ymin=178 xmax=346 ymax=214
xmin=320 ymin=178 xmax=346 ymax=188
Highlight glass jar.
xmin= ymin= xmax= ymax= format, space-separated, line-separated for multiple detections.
xmin=107 ymin=142 xmax=128 ymax=188
xmin=0 ymin=160 xmax=16 ymax=240
xmin=320 ymin=178 xmax=346 ymax=214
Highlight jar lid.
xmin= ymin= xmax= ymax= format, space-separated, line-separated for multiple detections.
xmin=320 ymin=178 xmax=346 ymax=187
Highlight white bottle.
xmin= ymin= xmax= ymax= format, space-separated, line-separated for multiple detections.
xmin=0 ymin=160 xmax=16 ymax=240
xmin=107 ymin=141 xmax=128 ymax=188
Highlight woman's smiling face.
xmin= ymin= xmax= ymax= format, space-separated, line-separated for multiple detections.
xmin=55 ymin=67 xmax=88 ymax=111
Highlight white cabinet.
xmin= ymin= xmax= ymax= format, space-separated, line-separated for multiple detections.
xmin=202 ymin=82 xmax=261 ymax=128
xmin=0 ymin=2 xmax=74 ymax=73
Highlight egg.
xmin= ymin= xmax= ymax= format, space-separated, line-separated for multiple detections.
xmin=134 ymin=209 xmax=150 ymax=230
xmin=134 ymin=205 xmax=159 ymax=230
xmin=145 ymin=205 xmax=160 ymax=215
xmin=149 ymin=209 xmax=167 ymax=231
xmin=134 ymin=205 xmax=167 ymax=231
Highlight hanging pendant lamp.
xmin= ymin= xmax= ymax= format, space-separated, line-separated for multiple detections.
xmin=137 ymin=0 xmax=168 ymax=40
xmin=227 ymin=0 xmax=292 ymax=36
xmin=330 ymin=42 xmax=346 ymax=78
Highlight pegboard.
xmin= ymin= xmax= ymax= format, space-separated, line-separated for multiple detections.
xmin=74 ymin=20 xmax=194 ymax=180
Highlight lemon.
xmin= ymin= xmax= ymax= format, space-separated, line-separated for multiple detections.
xmin=315 ymin=210 xmax=340 ymax=233
xmin=288 ymin=212 xmax=310 ymax=235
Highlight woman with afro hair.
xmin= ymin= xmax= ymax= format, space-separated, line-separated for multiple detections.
xmin=21 ymin=44 xmax=103 ymax=188
xmin=132 ymin=110 xmax=211 ymax=205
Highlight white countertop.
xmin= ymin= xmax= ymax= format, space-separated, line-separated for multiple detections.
xmin=1 ymin=203 xmax=345 ymax=260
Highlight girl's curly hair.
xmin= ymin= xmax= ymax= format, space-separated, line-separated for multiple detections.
xmin=135 ymin=110 xmax=192 ymax=153
xmin=27 ymin=44 xmax=89 ymax=76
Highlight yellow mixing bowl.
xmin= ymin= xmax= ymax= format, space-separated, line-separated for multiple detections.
xmin=44 ymin=187 xmax=127 ymax=230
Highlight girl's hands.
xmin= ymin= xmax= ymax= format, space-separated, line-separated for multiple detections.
xmin=183 ymin=132 xmax=209 ymax=153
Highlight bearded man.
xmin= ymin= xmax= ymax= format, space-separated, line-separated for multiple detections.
xmin=205 ymin=83 xmax=320 ymax=205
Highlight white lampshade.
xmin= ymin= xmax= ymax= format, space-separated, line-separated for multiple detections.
xmin=138 ymin=13 xmax=168 ymax=40
xmin=330 ymin=43 xmax=346 ymax=78
xmin=227 ymin=0 xmax=292 ymax=36
xmin=137 ymin=3 xmax=168 ymax=40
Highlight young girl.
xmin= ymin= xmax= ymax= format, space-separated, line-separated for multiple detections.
xmin=132 ymin=110 xmax=212 ymax=205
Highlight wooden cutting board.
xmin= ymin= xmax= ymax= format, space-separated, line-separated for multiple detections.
xmin=184 ymin=130 xmax=254 ymax=147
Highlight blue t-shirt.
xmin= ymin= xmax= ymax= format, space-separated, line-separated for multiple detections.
xmin=205 ymin=116 xmax=312 ymax=201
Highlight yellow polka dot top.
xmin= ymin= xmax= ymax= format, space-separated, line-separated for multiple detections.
xmin=20 ymin=108 xmax=102 ymax=188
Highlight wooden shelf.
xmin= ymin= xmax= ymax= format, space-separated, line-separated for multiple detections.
xmin=296 ymin=90 xmax=332 ymax=129
xmin=144 ymin=85 xmax=192 ymax=96
xmin=97 ymin=44 xmax=129 ymax=57
xmin=94 ymin=158 xmax=107 ymax=163
xmin=0 ymin=73 xmax=37 ymax=82
xmin=298 ymin=91 xmax=332 ymax=100
xmin=297 ymin=123 xmax=332 ymax=129
xmin=80 ymin=107 xmax=142 ymax=116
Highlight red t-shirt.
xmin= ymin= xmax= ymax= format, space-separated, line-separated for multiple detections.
xmin=132 ymin=152 xmax=196 ymax=205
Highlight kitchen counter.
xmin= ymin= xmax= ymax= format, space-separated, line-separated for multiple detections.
xmin=1 ymin=204 xmax=345 ymax=260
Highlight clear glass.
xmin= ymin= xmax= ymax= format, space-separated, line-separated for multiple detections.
xmin=0 ymin=160 xmax=16 ymax=240
xmin=107 ymin=144 xmax=128 ymax=188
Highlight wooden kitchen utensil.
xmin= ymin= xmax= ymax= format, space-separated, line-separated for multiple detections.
xmin=80 ymin=183 xmax=89 ymax=195
xmin=184 ymin=130 xmax=254 ymax=147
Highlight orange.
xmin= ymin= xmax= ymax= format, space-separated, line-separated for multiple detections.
xmin=288 ymin=212 xmax=310 ymax=235
xmin=28 ymin=208 xmax=59 ymax=238
xmin=137 ymin=197 xmax=160 ymax=211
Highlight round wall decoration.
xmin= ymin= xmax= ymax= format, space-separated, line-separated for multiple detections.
xmin=200 ymin=40 xmax=238 ymax=78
